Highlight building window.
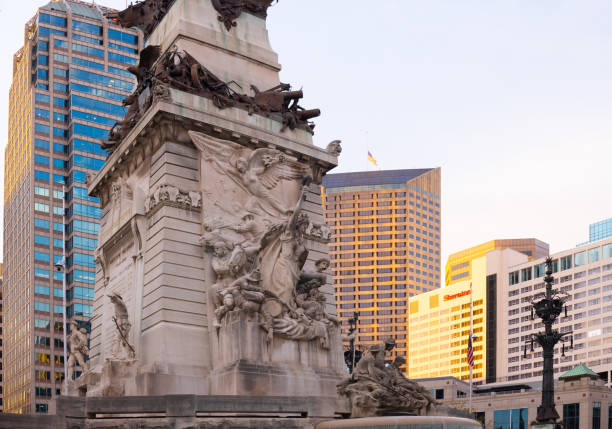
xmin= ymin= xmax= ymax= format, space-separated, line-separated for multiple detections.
xmin=35 ymin=301 xmax=50 ymax=312
xmin=35 ymin=318 xmax=50 ymax=330
xmin=493 ymin=409 xmax=528 ymax=429
xmin=53 ymin=67 xmax=68 ymax=78
xmin=604 ymin=243 xmax=612 ymax=259
xmin=589 ymin=247 xmax=601 ymax=263
xmin=434 ymin=389 xmax=444 ymax=400
xmin=563 ymin=403 xmax=579 ymax=429
xmin=39 ymin=12 xmax=67 ymax=27
xmin=561 ymin=255 xmax=572 ymax=271
xmin=35 ymin=285 xmax=50 ymax=296
xmin=509 ymin=271 xmax=519 ymax=285
xmin=590 ymin=402 xmax=601 ymax=429
xmin=574 ymin=251 xmax=586 ymax=267
xmin=108 ymin=29 xmax=138 ymax=44
xmin=72 ymin=20 xmax=102 ymax=36
xmin=521 ymin=268 xmax=532 ymax=282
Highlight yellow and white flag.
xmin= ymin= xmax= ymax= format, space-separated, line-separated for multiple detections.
xmin=367 ymin=151 xmax=378 ymax=166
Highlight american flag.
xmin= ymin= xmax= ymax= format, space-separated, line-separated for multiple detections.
xmin=467 ymin=335 xmax=474 ymax=368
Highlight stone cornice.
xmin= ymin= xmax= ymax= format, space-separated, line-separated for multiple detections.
xmin=89 ymin=91 xmax=338 ymax=199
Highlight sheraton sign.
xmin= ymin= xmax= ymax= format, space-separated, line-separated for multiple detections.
xmin=443 ymin=290 xmax=470 ymax=301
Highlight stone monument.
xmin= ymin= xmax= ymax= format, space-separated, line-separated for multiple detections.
xmin=8 ymin=2 xmax=484 ymax=428
xmin=62 ymin=0 xmax=345 ymax=425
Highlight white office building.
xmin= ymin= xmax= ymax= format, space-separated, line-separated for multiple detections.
xmin=500 ymin=236 xmax=612 ymax=384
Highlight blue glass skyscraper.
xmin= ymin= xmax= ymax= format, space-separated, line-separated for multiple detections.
xmin=4 ymin=0 xmax=140 ymax=414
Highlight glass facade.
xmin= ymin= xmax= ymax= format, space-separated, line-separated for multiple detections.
xmin=493 ymin=408 xmax=528 ymax=429
xmin=590 ymin=218 xmax=612 ymax=243
xmin=3 ymin=1 xmax=140 ymax=414
xmin=563 ymin=403 xmax=580 ymax=429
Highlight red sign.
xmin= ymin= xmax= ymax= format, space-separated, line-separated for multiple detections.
xmin=443 ymin=290 xmax=470 ymax=301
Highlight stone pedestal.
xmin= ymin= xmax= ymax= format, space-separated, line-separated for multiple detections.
xmin=211 ymin=311 xmax=344 ymax=398
xmin=53 ymin=395 xmax=347 ymax=429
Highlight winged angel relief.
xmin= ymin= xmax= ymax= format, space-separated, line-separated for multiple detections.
xmin=189 ymin=131 xmax=338 ymax=348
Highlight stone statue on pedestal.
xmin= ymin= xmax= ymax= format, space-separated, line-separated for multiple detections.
xmin=67 ymin=320 xmax=89 ymax=381
xmin=338 ymin=339 xmax=437 ymax=418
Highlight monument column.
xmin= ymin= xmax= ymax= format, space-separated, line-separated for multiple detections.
xmin=80 ymin=0 xmax=344 ymax=401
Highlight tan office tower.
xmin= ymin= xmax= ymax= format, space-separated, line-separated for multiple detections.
xmin=322 ymin=168 xmax=441 ymax=362
xmin=4 ymin=1 xmax=140 ymax=414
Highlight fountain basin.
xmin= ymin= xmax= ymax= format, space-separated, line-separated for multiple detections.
xmin=316 ymin=415 xmax=481 ymax=429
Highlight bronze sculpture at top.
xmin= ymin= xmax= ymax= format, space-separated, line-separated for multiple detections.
xmin=211 ymin=0 xmax=277 ymax=30
xmin=104 ymin=0 xmax=317 ymax=153
xmin=111 ymin=0 xmax=277 ymax=37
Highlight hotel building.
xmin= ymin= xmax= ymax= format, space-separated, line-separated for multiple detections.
xmin=3 ymin=0 xmax=139 ymax=413
xmin=321 ymin=168 xmax=441 ymax=361
xmin=501 ymin=236 xmax=612 ymax=384
xmin=408 ymin=241 xmax=545 ymax=383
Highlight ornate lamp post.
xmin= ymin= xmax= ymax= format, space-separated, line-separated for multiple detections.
xmin=343 ymin=312 xmax=362 ymax=373
xmin=525 ymin=257 xmax=573 ymax=428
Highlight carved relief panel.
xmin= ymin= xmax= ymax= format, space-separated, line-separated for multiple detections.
xmin=190 ymin=131 xmax=338 ymax=347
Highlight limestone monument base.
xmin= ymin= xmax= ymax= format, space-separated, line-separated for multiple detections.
xmin=54 ymin=395 xmax=343 ymax=429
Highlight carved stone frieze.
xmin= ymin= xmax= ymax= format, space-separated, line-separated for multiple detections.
xmin=145 ymin=183 xmax=202 ymax=214
xmin=211 ymin=0 xmax=276 ymax=31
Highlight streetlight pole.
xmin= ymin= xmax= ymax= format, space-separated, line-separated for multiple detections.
xmin=343 ymin=312 xmax=359 ymax=373
xmin=468 ymin=282 xmax=473 ymax=414
xmin=525 ymin=257 xmax=572 ymax=428
xmin=60 ymin=185 xmax=68 ymax=395
xmin=350 ymin=312 xmax=358 ymax=372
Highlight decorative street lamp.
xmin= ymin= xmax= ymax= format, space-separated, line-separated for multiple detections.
xmin=343 ymin=312 xmax=362 ymax=373
xmin=525 ymin=257 xmax=573 ymax=428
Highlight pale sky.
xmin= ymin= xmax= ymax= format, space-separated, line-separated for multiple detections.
xmin=1 ymin=0 xmax=612 ymax=270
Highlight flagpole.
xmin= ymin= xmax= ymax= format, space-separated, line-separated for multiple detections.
xmin=364 ymin=131 xmax=369 ymax=171
xmin=469 ymin=281 xmax=473 ymax=414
